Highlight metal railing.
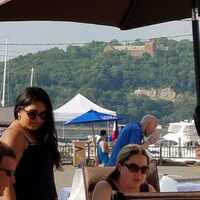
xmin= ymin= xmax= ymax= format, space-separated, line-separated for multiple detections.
xmin=58 ymin=143 xmax=200 ymax=165
xmin=148 ymin=145 xmax=198 ymax=159
xmin=148 ymin=145 xmax=199 ymax=165
xmin=58 ymin=142 xmax=97 ymax=165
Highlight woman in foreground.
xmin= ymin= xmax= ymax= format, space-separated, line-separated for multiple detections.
xmin=1 ymin=87 xmax=61 ymax=200
xmin=92 ymin=144 xmax=156 ymax=200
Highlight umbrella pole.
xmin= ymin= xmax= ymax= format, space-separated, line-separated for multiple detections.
xmin=92 ymin=124 xmax=97 ymax=163
xmin=192 ymin=0 xmax=200 ymax=137
xmin=192 ymin=0 xmax=200 ymax=104
xmin=92 ymin=124 xmax=95 ymax=143
xmin=62 ymin=123 xmax=65 ymax=139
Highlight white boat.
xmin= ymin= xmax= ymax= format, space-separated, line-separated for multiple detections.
xmin=163 ymin=120 xmax=200 ymax=147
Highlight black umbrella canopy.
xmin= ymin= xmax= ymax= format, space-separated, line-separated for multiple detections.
xmin=0 ymin=0 xmax=199 ymax=30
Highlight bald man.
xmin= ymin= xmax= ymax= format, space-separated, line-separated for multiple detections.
xmin=107 ymin=114 xmax=159 ymax=166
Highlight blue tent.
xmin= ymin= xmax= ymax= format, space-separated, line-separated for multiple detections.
xmin=65 ymin=109 xmax=118 ymax=125
xmin=65 ymin=109 xmax=119 ymax=156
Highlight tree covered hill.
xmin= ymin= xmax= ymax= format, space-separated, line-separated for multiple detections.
xmin=0 ymin=38 xmax=196 ymax=124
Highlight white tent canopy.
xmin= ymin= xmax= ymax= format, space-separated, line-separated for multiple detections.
xmin=54 ymin=93 xmax=116 ymax=122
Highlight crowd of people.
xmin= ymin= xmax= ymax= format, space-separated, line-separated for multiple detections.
xmin=0 ymin=86 xmax=161 ymax=199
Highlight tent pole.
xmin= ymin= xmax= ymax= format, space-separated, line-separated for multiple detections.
xmin=92 ymin=124 xmax=97 ymax=160
xmin=107 ymin=121 xmax=111 ymax=147
xmin=192 ymin=0 xmax=200 ymax=104
xmin=62 ymin=123 xmax=65 ymax=139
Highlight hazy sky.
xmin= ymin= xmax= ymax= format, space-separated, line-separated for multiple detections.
xmin=0 ymin=19 xmax=193 ymax=60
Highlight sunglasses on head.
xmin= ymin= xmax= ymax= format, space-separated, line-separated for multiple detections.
xmin=124 ymin=163 xmax=149 ymax=174
xmin=23 ymin=109 xmax=47 ymax=121
xmin=0 ymin=167 xmax=15 ymax=177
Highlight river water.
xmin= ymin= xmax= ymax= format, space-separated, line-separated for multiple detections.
xmin=56 ymin=126 xmax=112 ymax=141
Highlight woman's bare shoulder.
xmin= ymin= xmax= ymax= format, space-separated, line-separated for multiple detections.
xmin=92 ymin=180 xmax=112 ymax=200
xmin=148 ymin=184 xmax=157 ymax=192
xmin=1 ymin=122 xmax=24 ymax=142
xmin=0 ymin=121 xmax=27 ymax=161
xmin=95 ymin=180 xmax=112 ymax=189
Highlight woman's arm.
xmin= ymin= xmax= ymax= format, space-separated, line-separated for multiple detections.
xmin=92 ymin=180 xmax=112 ymax=200
xmin=1 ymin=127 xmax=26 ymax=200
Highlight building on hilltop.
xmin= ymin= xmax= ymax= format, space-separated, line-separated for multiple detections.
xmin=104 ymin=40 xmax=156 ymax=57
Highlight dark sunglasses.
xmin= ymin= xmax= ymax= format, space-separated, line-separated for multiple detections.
xmin=124 ymin=163 xmax=149 ymax=174
xmin=23 ymin=109 xmax=47 ymax=120
xmin=0 ymin=167 xmax=15 ymax=177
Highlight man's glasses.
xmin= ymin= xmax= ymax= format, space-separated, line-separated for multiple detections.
xmin=23 ymin=109 xmax=47 ymax=121
xmin=124 ymin=163 xmax=149 ymax=174
xmin=0 ymin=168 xmax=15 ymax=177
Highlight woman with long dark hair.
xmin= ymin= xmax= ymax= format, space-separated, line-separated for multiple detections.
xmin=1 ymin=87 xmax=61 ymax=200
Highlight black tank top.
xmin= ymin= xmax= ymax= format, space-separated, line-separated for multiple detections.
xmin=107 ymin=179 xmax=149 ymax=192
xmin=14 ymin=143 xmax=57 ymax=200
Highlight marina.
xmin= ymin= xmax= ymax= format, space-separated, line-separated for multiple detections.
xmin=163 ymin=120 xmax=200 ymax=146
xmin=1 ymin=1 xmax=200 ymax=199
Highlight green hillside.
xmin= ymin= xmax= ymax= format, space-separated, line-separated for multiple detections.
xmin=0 ymin=38 xmax=196 ymax=124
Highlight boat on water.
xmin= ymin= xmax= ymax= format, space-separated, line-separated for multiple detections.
xmin=163 ymin=120 xmax=200 ymax=147
xmin=148 ymin=120 xmax=200 ymax=162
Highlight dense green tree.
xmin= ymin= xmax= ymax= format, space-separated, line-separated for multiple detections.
xmin=0 ymin=38 xmax=196 ymax=125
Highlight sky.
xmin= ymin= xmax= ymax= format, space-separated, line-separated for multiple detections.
xmin=0 ymin=19 xmax=193 ymax=61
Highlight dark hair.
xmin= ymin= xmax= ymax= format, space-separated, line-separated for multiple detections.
xmin=0 ymin=141 xmax=16 ymax=163
xmin=14 ymin=87 xmax=61 ymax=168
xmin=107 ymin=144 xmax=149 ymax=181
xmin=100 ymin=130 xmax=107 ymax=137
